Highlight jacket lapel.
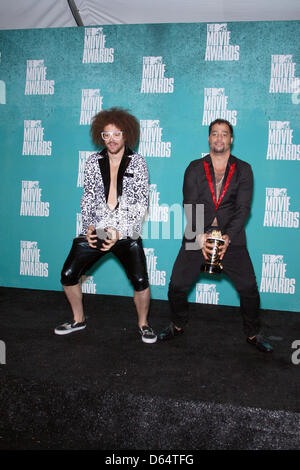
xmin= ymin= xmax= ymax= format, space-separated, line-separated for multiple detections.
xmin=203 ymin=154 xmax=236 ymax=211
xmin=97 ymin=146 xmax=132 ymax=202
xmin=218 ymin=155 xmax=234 ymax=195
xmin=117 ymin=146 xmax=132 ymax=197
xmin=98 ymin=149 xmax=110 ymax=202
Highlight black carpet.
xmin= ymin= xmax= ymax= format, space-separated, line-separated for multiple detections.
xmin=0 ymin=286 xmax=299 ymax=450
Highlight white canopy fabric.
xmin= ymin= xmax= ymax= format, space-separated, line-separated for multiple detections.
xmin=0 ymin=0 xmax=299 ymax=30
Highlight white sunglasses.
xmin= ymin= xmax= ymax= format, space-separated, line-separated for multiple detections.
xmin=101 ymin=131 xmax=123 ymax=141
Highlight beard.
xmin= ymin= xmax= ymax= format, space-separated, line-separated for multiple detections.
xmin=106 ymin=141 xmax=124 ymax=155
xmin=212 ymin=144 xmax=225 ymax=153
xmin=212 ymin=142 xmax=230 ymax=154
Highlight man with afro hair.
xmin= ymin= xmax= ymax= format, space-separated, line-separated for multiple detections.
xmin=55 ymin=108 xmax=157 ymax=344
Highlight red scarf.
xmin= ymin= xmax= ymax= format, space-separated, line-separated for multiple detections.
xmin=203 ymin=160 xmax=236 ymax=211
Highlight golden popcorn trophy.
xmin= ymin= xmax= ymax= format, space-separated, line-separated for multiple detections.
xmin=201 ymin=230 xmax=225 ymax=274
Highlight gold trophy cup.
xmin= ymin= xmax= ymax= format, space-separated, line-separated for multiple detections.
xmin=201 ymin=230 xmax=225 ymax=274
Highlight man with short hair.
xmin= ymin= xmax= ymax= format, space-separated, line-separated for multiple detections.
xmin=54 ymin=107 xmax=157 ymax=344
xmin=159 ymin=119 xmax=273 ymax=353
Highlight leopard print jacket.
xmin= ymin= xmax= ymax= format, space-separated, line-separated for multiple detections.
xmin=80 ymin=148 xmax=149 ymax=238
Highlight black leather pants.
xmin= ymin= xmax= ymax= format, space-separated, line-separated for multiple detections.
xmin=61 ymin=236 xmax=149 ymax=291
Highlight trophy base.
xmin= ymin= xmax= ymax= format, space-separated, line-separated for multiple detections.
xmin=201 ymin=263 xmax=223 ymax=274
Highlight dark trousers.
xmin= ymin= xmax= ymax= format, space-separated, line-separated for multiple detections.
xmin=61 ymin=236 xmax=149 ymax=292
xmin=168 ymin=243 xmax=261 ymax=337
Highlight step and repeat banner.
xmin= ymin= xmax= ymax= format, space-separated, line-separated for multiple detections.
xmin=0 ymin=21 xmax=299 ymax=312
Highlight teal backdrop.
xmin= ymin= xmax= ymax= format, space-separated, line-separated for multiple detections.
xmin=0 ymin=21 xmax=299 ymax=312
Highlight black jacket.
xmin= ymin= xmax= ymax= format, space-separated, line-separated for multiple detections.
xmin=183 ymin=154 xmax=253 ymax=246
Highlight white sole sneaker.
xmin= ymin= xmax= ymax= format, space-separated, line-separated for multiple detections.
xmin=139 ymin=325 xmax=157 ymax=344
xmin=141 ymin=335 xmax=157 ymax=344
xmin=54 ymin=321 xmax=86 ymax=335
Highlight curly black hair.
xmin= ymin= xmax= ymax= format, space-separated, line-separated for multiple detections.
xmin=90 ymin=107 xmax=140 ymax=148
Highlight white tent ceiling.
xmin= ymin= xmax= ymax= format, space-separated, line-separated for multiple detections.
xmin=0 ymin=0 xmax=300 ymax=30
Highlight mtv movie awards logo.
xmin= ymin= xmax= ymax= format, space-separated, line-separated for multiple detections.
xmin=267 ymin=121 xmax=300 ymax=161
xmin=77 ymin=151 xmax=94 ymax=187
xmin=263 ymin=188 xmax=299 ymax=228
xmin=144 ymin=248 xmax=166 ymax=286
xmin=22 ymin=120 xmax=52 ymax=156
xmin=20 ymin=241 xmax=48 ymax=277
xmin=80 ymin=89 xmax=103 ymax=125
xmin=269 ymin=55 xmax=300 ymax=94
xmin=20 ymin=181 xmax=50 ymax=217
xmin=138 ymin=120 xmax=171 ymax=158
xmin=80 ymin=275 xmax=97 ymax=294
xmin=202 ymin=88 xmax=237 ymax=126
xmin=146 ymin=184 xmax=169 ymax=222
xmin=196 ymin=283 xmax=220 ymax=304
xmin=82 ymin=27 xmax=114 ymax=64
xmin=25 ymin=60 xmax=55 ymax=95
xmin=140 ymin=57 xmax=174 ymax=94
xmin=205 ymin=24 xmax=240 ymax=61
xmin=260 ymin=255 xmax=295 ymax=295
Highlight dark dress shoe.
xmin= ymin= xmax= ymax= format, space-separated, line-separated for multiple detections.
xmin=158 ymin=323 xmax=184 ymax=341
xmin=247 ymin=335 xmax=273 ymax=353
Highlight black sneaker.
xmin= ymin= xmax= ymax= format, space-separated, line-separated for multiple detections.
xmin=247 ymin=334 xmax=273 ymax=353
xmin=139 ymin=325 xmax=157 ymax=344
xmin=54 ymin=320 xmax=86 ymax=335
xmin=158 ymin=323 xmax=184 ymax=341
